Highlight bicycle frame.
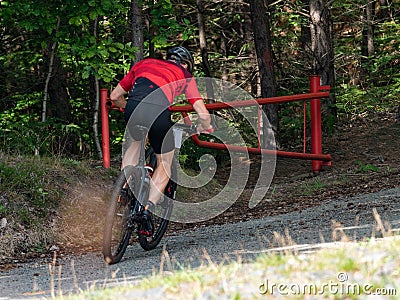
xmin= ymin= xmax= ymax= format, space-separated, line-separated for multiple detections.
xmin=129 ymin=125 xmax=152 ymax=208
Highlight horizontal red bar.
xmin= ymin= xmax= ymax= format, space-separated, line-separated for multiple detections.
xmin=170 ymin=92 xmax=330 ymax=112
xmin=191 ymin=135 xmax=332 ymax=162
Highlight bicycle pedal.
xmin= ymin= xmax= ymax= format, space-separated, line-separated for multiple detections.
xmin=140 ymin=211 xmax=154 ymax=237
xmin=118 ymin=188 xmax=129 ymax=204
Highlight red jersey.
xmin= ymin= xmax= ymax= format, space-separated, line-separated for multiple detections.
xmin=119 ymin=58 xmax=202 ymax=106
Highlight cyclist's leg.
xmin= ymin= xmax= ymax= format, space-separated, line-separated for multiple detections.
xmin=124 ymin=86 xmax=169 ymax=173
xmin=123 ymin=82 xmax=166 ymax=170
xmin=138 ymin=107 xmax=175 ymax=244
xmin=121 ymin=139 xmax=141 ymax=169
xmin=123 ymin=99 xmax=143 ymax=170
xmin=147 ymin=107 xmax=175 ymax=206
xmin=148 ymin=150 xmax=174 ymax=205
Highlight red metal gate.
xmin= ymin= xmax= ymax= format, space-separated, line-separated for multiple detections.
xmin=100 ymin=75 xmax=332 ymax=173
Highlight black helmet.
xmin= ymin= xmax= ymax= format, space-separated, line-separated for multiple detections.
xmin=167 ymin=46 xmax=194 ymax=72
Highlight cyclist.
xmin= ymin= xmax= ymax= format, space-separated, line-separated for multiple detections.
xmin=109 ymin=46 xmax=213 ymax=235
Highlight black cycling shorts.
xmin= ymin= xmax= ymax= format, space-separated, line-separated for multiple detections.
xmin=124 ymin=78 xmax=174 ymax=154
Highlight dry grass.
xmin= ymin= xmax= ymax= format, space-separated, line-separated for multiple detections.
xmin=56 ymin=217 xmax=400 ymax=300
xmin=0 ymin=156 xmax=115 ymax=262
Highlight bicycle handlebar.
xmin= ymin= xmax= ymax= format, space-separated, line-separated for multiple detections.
xmin=174 ymin=123 xmax=214 ymax=134
xmin=173 ymin=123 xmax=198 ymax=135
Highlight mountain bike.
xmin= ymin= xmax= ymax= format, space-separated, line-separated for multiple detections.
xmin=102 ymin=123 xmax=197 ymax=265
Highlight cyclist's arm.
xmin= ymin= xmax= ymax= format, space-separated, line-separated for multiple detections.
xmin=110 ymin=84 xmax=127 ymax=109
xmin=184 ymin=77 xmax=212 ymax=133
xmin=192 ymin=100 xmax=212 ymax=133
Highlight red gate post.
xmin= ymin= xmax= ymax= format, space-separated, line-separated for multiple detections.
xmin=310 ymin=76 xmax=323 ymax=173
xmin=100 ymin=88 xmax=111 ymax=168
xmin=309 ymin=75 xmax=332 ymax=173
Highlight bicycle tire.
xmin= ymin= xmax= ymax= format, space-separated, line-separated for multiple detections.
xmin=138 ymin=148 xmax=175 ymax=251
xmin=102 ymin=165 xmax=138 ymax=265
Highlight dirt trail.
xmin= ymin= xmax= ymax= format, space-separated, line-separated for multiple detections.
xmin=1 ymin=187 xmax=399 ymax=299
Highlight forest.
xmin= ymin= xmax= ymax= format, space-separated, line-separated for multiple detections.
xmin=0 ymin=0 xmax=399 ymax=265
xmin=0 ymin=0 xmax=399 ymax=159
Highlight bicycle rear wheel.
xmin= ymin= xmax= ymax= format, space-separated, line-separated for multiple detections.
xmin=138 ymin=150 xmax=176 ymax=251
xmin=103 ymin=165 xmax=137 ymax=264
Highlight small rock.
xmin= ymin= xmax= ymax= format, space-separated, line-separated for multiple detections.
xmin=49 ymin=245 xmax=60 ymax=252
xmin=1 ymin=218 xmax=7 ymax=228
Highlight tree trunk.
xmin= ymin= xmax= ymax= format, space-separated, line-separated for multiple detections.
xmin=248 ymin=0 xmax=279 ymax=148
xmin=361 ymin=1 xmax=375 ymax=59
xmin=360 ymin=1 xmax=375 ymax=84
xmin=309 ymin=0 xmax=337 ymax=119
xmin=42 ymin=40 xmax=57 ymax=123
xmin=92 ymin=75 xmax=102 ymax=159
xmin=90 ymin=18 xmax=102 ymax=159
xmin=131 ymin=0 xmax=144 ymax=63
xmin=197 ymin=0 xmax=211 ymax=78
xmin=42 ymin=17 xmax=60 ymax=122
xmin=46 ymin=53 xmax=71 ymax=123
xmin=197 ymin=0 xmax=215 ymax=106
xmin=301 ymin=0 xmax=312 ymax=62
xmin=43 ymin=14 xmax=70 ymax=124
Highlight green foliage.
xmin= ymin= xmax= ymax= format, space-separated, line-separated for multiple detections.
xmin=0 ymin=158 xmax=58 ymax=227
xmin=355 ymin=161 xmax=380 ymax=174
xmin=178 ymin=135 xmax=228 ymax=171
xmin=301 ymin=178 xmax=326 ymax=196
xmin=0 ymin=120 xmax=87 ymax=157
xmin=58 ymin=0 xmax=137 ymax=83
xmin=0 ymin=90 xmax=98 ymax=157
xmin=336 ymin=18 xmax=400 ymax=114
xmin=146 ymin=0 xmax=196 ymax=47
xmin=79 ymin=40 xmax=137 ymax=83
xmin=1 ymin=0 xmax=135 ymax=86
xmin=1 ymin=0 xmax=399 ymax=162
xmin=271 ymin=1 xmax=311 ymax=90
xmin=333 ymin=5 xmax=400 ymax=116
xmin=279 ymin=102 xmax=305 ymax=146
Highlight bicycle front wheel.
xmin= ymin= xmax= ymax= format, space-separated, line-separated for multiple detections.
xmin=103 ymin=166 xmax=137 ymax=264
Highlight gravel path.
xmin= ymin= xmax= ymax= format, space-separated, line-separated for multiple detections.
xmin=1 ymin=187 xmax=400 ymax=299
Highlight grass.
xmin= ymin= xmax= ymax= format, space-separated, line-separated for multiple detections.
xmin=355 ymin=161 xmax=381 ymax=174
xmin=300 ymin=178 xmax=327 ymax=196
xmin=58 ymin=209 xmax=400 ymax=299
xmin=56 ymin=234 xmax=400 ymax=299
xmin=0 ymin=153 xmax=113 ymax=261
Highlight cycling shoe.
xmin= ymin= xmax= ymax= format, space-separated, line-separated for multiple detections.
xmin=139 ymin=203 xmax=154 ymax=237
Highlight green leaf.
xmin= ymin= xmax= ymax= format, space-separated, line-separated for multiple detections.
xmin=87 ymin=48 xmax=96 ymax=58
xmin=98 ymin=49 xmax=109 ymax=59
xmin=115 ymin=43 xmax=124 ymax=50
xmin=89 ymin=10 xmax=98 ymax=20
xmin=68 ymin=17 xmax=77 ymax=25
